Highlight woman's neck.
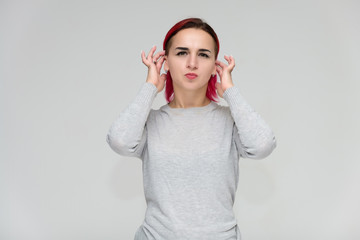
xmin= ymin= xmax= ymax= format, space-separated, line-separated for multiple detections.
xmin=168 ymin=90 xmax=211 ymax=109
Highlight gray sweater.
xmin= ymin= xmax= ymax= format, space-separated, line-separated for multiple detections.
xmin=107 ymin=82 xmax=276 ymax=240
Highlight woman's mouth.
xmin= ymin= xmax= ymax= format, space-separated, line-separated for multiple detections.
xmin=185 ymin=73 xmax=198 ymax=80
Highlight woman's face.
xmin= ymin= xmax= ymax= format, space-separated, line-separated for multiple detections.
xmin=164 ymin=28 xmax=217 ymax=94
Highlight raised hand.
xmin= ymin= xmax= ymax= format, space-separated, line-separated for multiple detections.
xmin=141 ymin=46 xmax=166 ymax=93
xmin=215 ymin=55 xmax=235 ymax=98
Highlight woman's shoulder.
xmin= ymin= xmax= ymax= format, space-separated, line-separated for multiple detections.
xmin=213 ymin=102 xmax=230 ymax=110
xmin=212 ymin=101 xmax=231 ymax=115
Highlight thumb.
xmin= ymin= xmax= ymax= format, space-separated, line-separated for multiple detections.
xmin=215 ymin=82 xmax=224 ymax=98
xmin=157 ymin=73 xmax=167 ymax=92
xmin=160 ymin=73 xmax=167 ymax=82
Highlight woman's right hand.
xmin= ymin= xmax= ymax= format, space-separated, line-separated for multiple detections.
xmin=141 ymin=46 xmax=166 ymax=93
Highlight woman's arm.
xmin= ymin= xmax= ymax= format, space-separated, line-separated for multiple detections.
xmin=216 ymin=55 xmax=276 ymax=159
xmin=106 ymin=83 xmax=157 ymax=157
xmin=106 ymin=46 xmax=166 ymax=157
xmin=224 ymin=86 xmax=276 ymax=159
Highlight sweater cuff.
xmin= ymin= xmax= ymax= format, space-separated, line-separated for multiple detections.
xmin=223 ymin=86 xmax=246 ymax=107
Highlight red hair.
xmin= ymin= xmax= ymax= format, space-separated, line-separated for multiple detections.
xmin=163 ymin=18 xmax=220 ymax=103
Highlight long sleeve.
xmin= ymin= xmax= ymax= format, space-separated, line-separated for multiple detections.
xmin=106 ymin=82 xmax=158 ymax=158
xmin=223 ymin=86 xmax=276 ymax=159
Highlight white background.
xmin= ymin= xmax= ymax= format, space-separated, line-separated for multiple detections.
xmin=1 ymin=0 xmax=359 ymax=239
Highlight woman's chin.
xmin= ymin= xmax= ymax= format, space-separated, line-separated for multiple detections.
xmin=173 ymin=80 xmax=208 ymax=92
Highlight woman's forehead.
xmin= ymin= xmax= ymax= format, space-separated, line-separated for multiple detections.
xmin=170 ymin=28 xmax=216 ymax=50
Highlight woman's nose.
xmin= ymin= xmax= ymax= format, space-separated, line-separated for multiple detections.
xmin=187 ymin=54 xmax=198 ymax=69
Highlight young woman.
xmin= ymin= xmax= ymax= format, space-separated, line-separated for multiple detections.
xmin=107 ymin=18 xmax=276 ymax=240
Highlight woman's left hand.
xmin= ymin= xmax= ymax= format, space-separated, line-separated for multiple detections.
xmin=215 ymin=55 xmax=235 ymax=98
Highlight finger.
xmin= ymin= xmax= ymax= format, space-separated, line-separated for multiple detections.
xmin=146 ymin=45 xmax=157 ymax=60
xmin=216 ymin=60 xmax=227 ymax=69
xmin=224 ymin=55 xmax=233 ymax=64
xmin=141 ymin=50 xmax=150 ymax=66
xmin=153 ymin=50 xmax=165 ymax=62
xmin=215 ymin=82 xmax=224 ymax=97
xmin=157 ymin=73 xmax=167 ymax=92
xmin=231 ymin=55 xmax=235 ymax=65
xmin=216 ymin=65 xmax=223 ymax=76
xmin=226 ymin=55 xmax=235 ymax=64
xmin=216 ymin=63 xmax=227 ymax=72
xmin=141 ymin=50 xmax=145 ymax=61
xmin=228 ymin=55 xmax=236 ymax=69
xmin=153 ymin=51 xmax=165 ymax=68
xmin=160 ymin=73 xmax=167 ymax=84
xmin=156 ymin=55 xmax=166 ymax=72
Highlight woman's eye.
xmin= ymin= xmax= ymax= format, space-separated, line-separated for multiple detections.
xmin=199 ymin=53 xmax=210 ymax=58
xmin=176 ymin=51 xmax=187 ymax=56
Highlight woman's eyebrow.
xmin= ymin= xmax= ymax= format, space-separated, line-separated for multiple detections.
xmin=175 ymin=47 xmax=189 ymax=51
xmin=175 ymin=47 xmax=212 ymax=53
xmin=199 ymin=48 xmax=211 ymax=53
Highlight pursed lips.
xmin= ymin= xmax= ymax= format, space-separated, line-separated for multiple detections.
xmin=185 ymin=73 xmax=198 ymax=80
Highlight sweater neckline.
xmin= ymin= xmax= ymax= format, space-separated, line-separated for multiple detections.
xmin=161 ymin=101 xmax=218 ymax=113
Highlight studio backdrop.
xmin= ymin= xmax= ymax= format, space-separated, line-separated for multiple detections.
xmin=1 ymin=0 xmax=359 ymax=239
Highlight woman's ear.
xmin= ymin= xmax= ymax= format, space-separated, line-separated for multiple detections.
xmin=164 ymin=56 xmax=169 ymax=72
xmin=212 ymin=62 xmax=217 ymax=75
